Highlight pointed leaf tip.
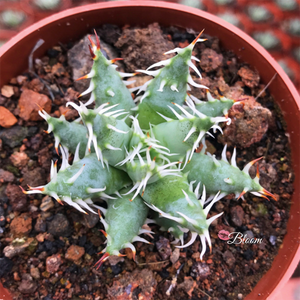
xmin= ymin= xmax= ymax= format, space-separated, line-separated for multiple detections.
xmin=94 ymin=252 xmax=110 ymax=270
xmin=19 ymin=185 xmax=27 ymax=194
xmin=88 ymin=44 xmax=96 ymax=60
xmin=191 ymin=29 xmax=205 ymax=46
xmin=93 ymin=29 xmax=100 ymax=50
xmin=261 ymin=188 xmax=277 ymax=201
xmin=88 ymin=35 xmax=96 ymax=48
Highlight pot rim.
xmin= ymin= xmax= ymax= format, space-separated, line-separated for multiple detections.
xmin=0 ymin=2 xmax=299 ymax=300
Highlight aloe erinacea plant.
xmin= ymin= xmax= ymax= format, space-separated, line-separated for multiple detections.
xmin=23 ymin=30 xmax=276 ymax=268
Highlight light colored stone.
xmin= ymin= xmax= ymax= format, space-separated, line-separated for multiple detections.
xmin=0 ymin=106 xmax=17 ymax=128
xmin=18 ymin=89 xmax=51 ymax=121
xmin=1 ymin=85 xmax=14 ymax=97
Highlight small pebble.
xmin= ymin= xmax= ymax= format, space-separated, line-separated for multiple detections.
xmin=6 ymin=184 xmax=27 ymax=211
xmin=18 ymin=274 xmax=37 ymax=294
xmin=65 ymin=245 xmax=85 ymax=261
xmin=223 ymin=250 xmax=236 ymax=267
xmin=0 ymin=169 xmax=14 ymax=183
xmin=190 ymin=262 xmax=210 ymax=280
xmin=0 ymin=106 xmax=17 ymax=128
xmin=269 ymin=235 xmax=277 ymax=246
xmin=10 ymin=151 xmax=29 ymax=168
xmin=40 ymin=196 xmax=54 ymax=212
xmin=156 ymin=236 xmax=172 ymax=260
xmin=48 ymin=213 xmax=72 ymax=237
xmin=230 ymin=205 xmax=245 ymax=227
xmin=46 ymin=254 xmax=62 ymax=274
xmin=18 ymin=89 xmax=51 ymax=121
xmin=0 ymin=257 xmax=13 ymax=277
xmin=10 ymin=213 xmax=32 ymax=236
xmin=30 ymin=267 xmax=40 ymax=279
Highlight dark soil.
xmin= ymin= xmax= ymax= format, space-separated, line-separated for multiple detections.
xmin=0 ymin=23 xmax=294 ymax=300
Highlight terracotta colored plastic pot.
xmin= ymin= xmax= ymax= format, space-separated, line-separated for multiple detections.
xmin=0 ymin=1 xmax=299 ymax=299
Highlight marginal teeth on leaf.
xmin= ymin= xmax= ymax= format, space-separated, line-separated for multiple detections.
xmin=189 ymin=131 xmax=205 ymax=161
xmin=104 ymin=108 xmax=124 ymax=117
xmin=207 ymin=212 xmax=223 ymax=226
xmin=199 ymin=234 xmax=206 ymax=261
xmin=187 ymin=75 xmax=208 ymax=89
xmin=143 ymin=202 xmax=183 ymax=223
xmin=191 ymin=55 xmax=200 ymax=62
xmin=83 ymin=92 xmax=95 ymax=107
xmin=221 ymin=144 xmax=228 ymax=162
xmin=94 ymin=102 xmax=112 ymax=114
xmin=118 ymin=71 xmax=137 ymax=78
xmin=75 ymin=199 xmax=96 ymax=214
xmin=176 ymin=232 xmax=197 ymax=249
xmin=188 ymin=60 xmax=202 ymax=78
xmin=105 ymin=144 xmax=121 ymax=151
xmin=63 ymin=196 xmax=87 ymax=214
xmin=50 ymin=160 xmax=57 ymax=181
xmin=156 ymin=111 xmax=173 ymax=122
xmin=200 ymin=184 xmax=206 ymax=207
xmin=182 ymin=189 xmax=194 ymax=206
xmin=231 ymin=147 xmax=238 ymax=168
xmin=212 ymin=155 xmax=221 ymax=167
xmin=100 ymin=217 xmax=109 ymax=231
xmin=100 ymin=193 xmax=117 ymax=200
xmin=188 ymin=93 xmax=202 ymax=104
xmin=107 ymin=124 xmax=129 ymax=134
xmin=60 ymin=146 xmax=70 ymax=171
xmin=87 ymin=187 xmax=106 ymax=193
xmin=164 ymin=47 xmax=183 ymax=55
xmin=84 ymin=198 xmax=93 ymax=204
xmin=173 ymin=102 xmax=194 ymax=119
xmin=138 ymin=228 xmax=155 ymax=235
xmin=93 ymin=204 xmax=107 ymax=215
xmin=73 ymin=143 xmax=81 ymax=163
xmin=136 ymin=79 xmax=152 ymax=95
xmin=66 ymin=164 xmax=85 ymax=184
xmin=184 ymin=127 xmax=196 ymax=142
xmin=194 ymin=181 xmax=201 ymax=200
xmin=176 ymin=212 xmax=198 ymax=227
xmin=132 ymin=236 xmax=151 ymax=244
xmin=135 ymin=69 xmax=160 ymax=77
xmin=140 ymin=90 xmax=150 ymax=102
xmin=46 ymin=123 xmax=53 ymax=134
xmin=54 ymin=136 xmax=60 ymax=153
xmin=86 ymin=123 xmax=94 ymax=152
xmin=80 ymin=80 xmax=95 ymax=97
xmin=204 ymin=230 xmax=212 ymax=252
xmin=207 ymin=91 xmax=215 ymax=102
xmin=167 ymin=105 xmax=184 ymax=120
xmin=147 ymin=58 xmax=171 ymax=70
xmin=123 ymin=80 xmax=136 ymax=86
xmin=38 ymin=109 xmax=50 ymax=121
xmin=122 ymin=243 xmax=136 ymax=259
xmin=122 ymin=182 xmax=140 ymax=196
xmin=204 ymin=191 xmax=221 ymax=216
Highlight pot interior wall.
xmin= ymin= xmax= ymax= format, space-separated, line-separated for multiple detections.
xmin=0 ymin=2 xmax=299 ymax=299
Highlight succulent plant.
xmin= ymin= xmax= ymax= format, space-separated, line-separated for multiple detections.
xmin=34 ymin=0 xmax=61 ymax=10
xmin=0 ymin=10 xmax=25 ymax=28
xmin=22 ymin=30 xmax=276 ymax=268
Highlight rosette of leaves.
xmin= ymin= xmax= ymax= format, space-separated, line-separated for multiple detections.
xmin=23 ymin=30 xmax=276 ymax=268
